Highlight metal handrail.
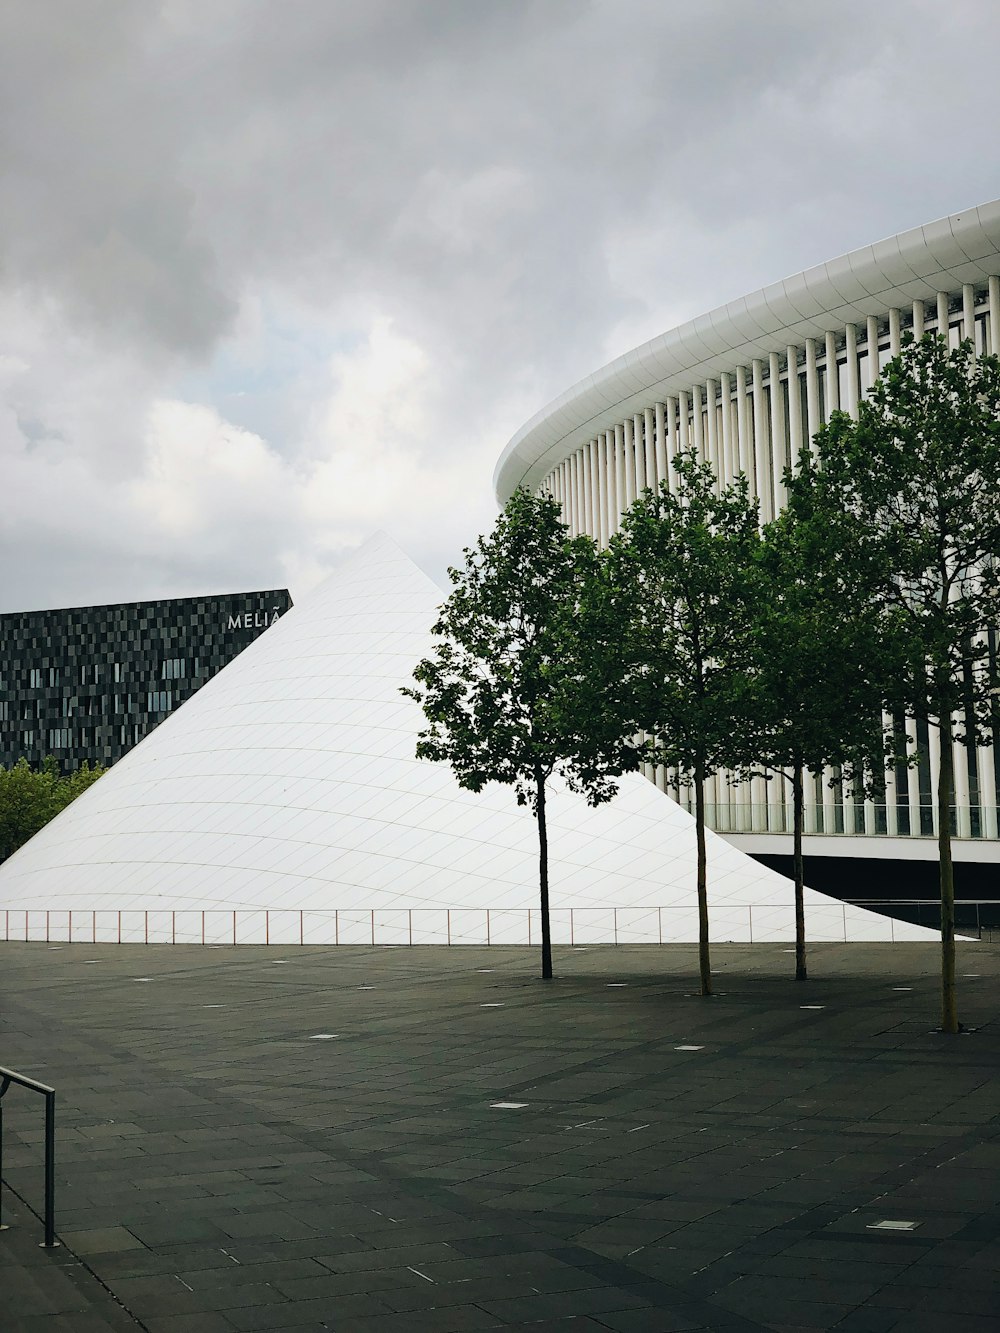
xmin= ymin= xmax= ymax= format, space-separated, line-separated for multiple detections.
xmin=0 ymin=1065 xmax=57 ymax=1248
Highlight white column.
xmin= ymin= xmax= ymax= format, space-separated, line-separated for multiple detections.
xmin=786 ymin=347 xmax=803 ymax=464
xmin=866 ymin=314 xmax=880 ymax=392
xmin=768 ymin=352 xmax=786 ymax=511
xmin=824 ymin=331 xmax=840 ymax=415
xmin=821 ymin=766 xmax=838 ymax=836
xmin=913 ymin=298 xmax=925 ymax=339
xmin=643 ymin=407 xmax=656 ymax=490
xmin=963 ymin=283 xmax=976 ymax=343
xmin=937 ymin=291 xmax=950 ymax=341
xmin=734 ymin=367 xmax=749 ymax=476
xmin=978 ymin=716 xmax=999 ymax=839
xmin=654 ymin=402 xmax=667 ymax=485
xmin=751 ymin=359 xmax=767 ymax=512
xmin=602 ymin=431 xmax=616 ymax=541
xmin=562 ymin=454 xmax=573 ymax=524
xmin=719 ymin=373 xmax=734 ymax=484
xmin=613 ymin=424 xmax=626 ymax=535
xmin=665 ymin=399 xmax=678 ymax=492
xmin=678 ymin=391 xmax=691 ymax=453
xmin=928 ymin=722 xmax=941 ymax=837
xmin=623 ymin=418 xmax=637 ymax=508
xmin=705 ymin=379 xmax=720 ymax=487
xmin=845 ymin=323 xmax=860 ymax=419
xmin=633 ymin=414 xmax=647 ymax=493
xmin=634 ymin=413 xmax=650 ymax=493
xmin=848 ymin=767 xmax=864 ymax=826
xmin=691 ymin=384 xmax=704 ymax=467
xmin=989 ymin=276 xmax=1000 ymax=356
xmin=889 ymin=307 xmax=902 ymax=357
xmin=953 ymin=718 xmax=972 ymax=839
xmin=805 ymin=338 xmax=820 ymax=441
xmin=589 ymin=440 xmax=601 ymax=540
xmin=906 ymin=717 xmax=922 ymax=835
xmin=883 ymin=740 xmax=899 ymax=837
xmin=581 ymin=444 xmax=594 ymax=540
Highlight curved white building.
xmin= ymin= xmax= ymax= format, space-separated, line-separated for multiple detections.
xmin=495 ymin=201 xmax=1000 ymax=888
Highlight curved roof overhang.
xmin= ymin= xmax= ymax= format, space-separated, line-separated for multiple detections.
xmin=494 ymin=200 xmax=1000 ymax=504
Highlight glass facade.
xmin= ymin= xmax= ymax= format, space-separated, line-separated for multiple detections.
xmin=0 ymin=588 xmax=292 ymax=772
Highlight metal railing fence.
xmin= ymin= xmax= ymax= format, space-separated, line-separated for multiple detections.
xmin=3 ymin=901 xmax=994 ymax=946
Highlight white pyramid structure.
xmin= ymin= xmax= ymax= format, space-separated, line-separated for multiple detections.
xmin=0 ymin=534 xmax=932 ymax=946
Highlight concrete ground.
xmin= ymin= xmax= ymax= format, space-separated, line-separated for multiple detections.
xmin=1 ymin=938 xmax=998 ymax=1333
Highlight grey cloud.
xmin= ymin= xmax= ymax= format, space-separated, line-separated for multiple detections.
xmin=0 ymin=0 xmax=998 ymax=609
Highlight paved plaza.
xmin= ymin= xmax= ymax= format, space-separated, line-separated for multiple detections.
xmin=1 ymin=938 xmax=999 ymax=1332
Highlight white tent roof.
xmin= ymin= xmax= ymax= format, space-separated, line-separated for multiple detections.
xmin=0 ymin=534 xmax=931 ymax=944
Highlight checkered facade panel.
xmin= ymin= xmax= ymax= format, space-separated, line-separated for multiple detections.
xmin=0 ymin=589 xmax=292 ymax=771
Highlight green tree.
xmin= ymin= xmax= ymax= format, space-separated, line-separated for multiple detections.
xmin=812 ymin=333 xmax=1000 ymax=1033
xmin=751 ymin=467 xmax=903 ymax=980
xmin=601 ymin=452 xmax=761 ymax=996
xmin=404 ymin=488 xmax=633 ymax=980
xmin=0 ymin=756 xmax=106 ymax=862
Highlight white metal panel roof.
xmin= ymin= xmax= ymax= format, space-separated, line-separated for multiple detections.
xmin=495 ymin=200 xmax=1000 ymax=502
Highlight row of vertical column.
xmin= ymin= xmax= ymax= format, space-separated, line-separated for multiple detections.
xmin=542 ymin=281 xmax=1000 ymax=840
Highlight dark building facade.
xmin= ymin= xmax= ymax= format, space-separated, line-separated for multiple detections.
xmin=0 ymin=589 xmax=292 ymax=772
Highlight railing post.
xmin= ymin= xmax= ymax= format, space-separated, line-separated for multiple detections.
xmin=43 ymin=1090 xmax=56 ymax=1248
xmin=0 ymin=1092 xmax=6 ymax=1233
xmin=748 ymin=904 xmax=753 ymax=943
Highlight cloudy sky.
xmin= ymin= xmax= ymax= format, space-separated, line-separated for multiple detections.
xmin=1 ymin=0 xmax=998 ymax=611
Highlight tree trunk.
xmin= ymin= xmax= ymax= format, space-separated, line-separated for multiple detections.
xmin=936 ymin=710 xmax=958 ymax=1033
xmin=793 ymin=764 xmax=807 ymax=981
xmin=694 ymin=756 xmax=712 ymax=996
xmin=536 ymin=767 xmax=553 ymax=981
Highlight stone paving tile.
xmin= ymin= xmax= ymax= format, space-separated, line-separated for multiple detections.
xmin=1 ymin=940 xmax=999 ymax=1331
